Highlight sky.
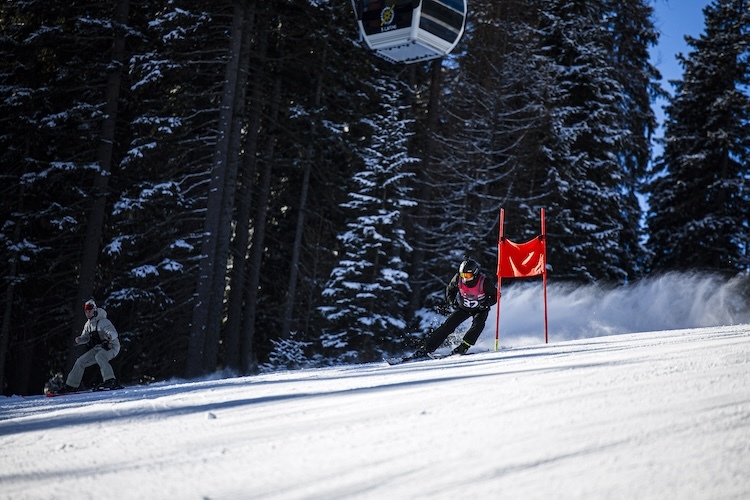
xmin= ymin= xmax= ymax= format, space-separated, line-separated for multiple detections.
xmin=650 ymin=0 xmax=712 ymax=92
xmin=1 ymin=323 xmax=749 ymax=499
xmin=649 ymin=0 xmax=713 ymax=133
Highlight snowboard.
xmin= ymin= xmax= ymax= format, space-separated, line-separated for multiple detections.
xmin=46 ymin=385 xmax=125 ymax=398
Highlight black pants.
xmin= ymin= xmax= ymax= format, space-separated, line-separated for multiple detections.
xmin=424 ymin=308 xmax=489 ymax=352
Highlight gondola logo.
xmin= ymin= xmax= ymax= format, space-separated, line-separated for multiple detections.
xmin=380 ymin=5 xmax=395 ymax=27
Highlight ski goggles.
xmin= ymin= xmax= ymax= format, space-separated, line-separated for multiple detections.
xmin=460 ymin=271 xmax=474 ymax=280
xmin=83 ymin=303 xmax=96 ymax=311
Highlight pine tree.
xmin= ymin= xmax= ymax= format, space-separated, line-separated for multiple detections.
xmin=433 ymin=0 xmax=549 ymax=261
xmin=647 ymin=0 xmax=750 ymax=273
xmin=537 ymin=0 xmax=635 ymax=282
xmin=407 ymin=0 xmax=552 ymax=311
xmin=224 ymin=0 xmax=382 ymax=370
xmin=604 ymin=0 xmax=662 ymax=277
xmin=319 ymin=77 xmax=418 ymax=362
xmin=0 ymin=0 xmax=140 ymax=393
xmin=108 ymin=1 xmax=231 ymax=381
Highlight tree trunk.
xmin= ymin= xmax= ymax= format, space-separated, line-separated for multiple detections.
xmin=408 ymin=60 xmax=442 ymax=318
xmin=0 ymin=180 xmax=24 ymax=395
xmin=224 ymin=12 xmax=266 ymax=372
xmin=241 ymin=75 xmax=282 ymax=374
xmin=202 ymin=1 xmax=255 ymax=373
xmin=280 ymin=47 xmax=326 ymax=339
xmin=186 ymin=1 xmax=246 ymax=377
xmin=68 ymin=0 xmax=130 ymax=369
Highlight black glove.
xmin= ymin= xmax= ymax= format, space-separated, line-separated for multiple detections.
xmin=92 ymin=336 xmax=111 ymax=350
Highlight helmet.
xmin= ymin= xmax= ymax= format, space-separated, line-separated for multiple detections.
xmin=459 ymin=259 xmax=479 ymax=281
xmin=83 ymin=299 xmax=97 ymax=313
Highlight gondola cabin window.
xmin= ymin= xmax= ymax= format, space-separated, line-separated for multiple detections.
xmin=359 ymin=0 xmax=417 ymax=35
xmin=352 ymin=0 xmax=467 ymax=64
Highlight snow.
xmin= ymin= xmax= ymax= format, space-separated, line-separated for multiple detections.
xmin=2 ymin=324 xmax=749 ymax=499
xmin=130 ymin=264 xmax=159 ymax=278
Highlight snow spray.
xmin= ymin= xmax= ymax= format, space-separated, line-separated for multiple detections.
xmin=484 ymin=272 xmax=750 ymax=347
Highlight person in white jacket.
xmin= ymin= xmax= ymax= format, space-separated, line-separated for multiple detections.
xmin=55 ymin=299 xmax=121 ymax=394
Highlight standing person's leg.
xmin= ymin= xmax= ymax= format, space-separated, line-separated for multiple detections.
xmin=455 ymin=310 xmax=490 ymax=353
xmin=94 ymin=348 xmax=119 ymax=384
xmin=66 ymin=349 xmax=98 ymax=388
xmin=423 ymin=309 xmax=472 ymax=353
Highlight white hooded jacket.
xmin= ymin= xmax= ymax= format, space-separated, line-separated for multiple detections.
xmin=78 ymin=308 xmax=121 ymax=355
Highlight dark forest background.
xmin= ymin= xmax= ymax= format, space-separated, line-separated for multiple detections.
xmin=2 ymin=0 xmax=749 ymax=395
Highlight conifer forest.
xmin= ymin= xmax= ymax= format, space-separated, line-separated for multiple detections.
xmin=2 ymin=0 xmax=749 ymax=395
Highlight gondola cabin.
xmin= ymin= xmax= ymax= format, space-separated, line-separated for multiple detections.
xmin=352 ymin=0 xmax=467 ymax=64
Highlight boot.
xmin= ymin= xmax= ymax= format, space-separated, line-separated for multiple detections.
xmin=96 ymin=378 xmax=119 ymax=391
xmin=412 ymin=346 xmax=429 ymax=359
xmin=452 ymin=340 xmax=471 ymax=355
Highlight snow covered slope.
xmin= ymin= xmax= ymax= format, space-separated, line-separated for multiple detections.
xmin=2 ymin=325 xmax=749 ymax=499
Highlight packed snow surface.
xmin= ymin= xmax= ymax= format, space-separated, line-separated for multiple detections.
xmin=2 ymin=324 xmax=749 ymax=499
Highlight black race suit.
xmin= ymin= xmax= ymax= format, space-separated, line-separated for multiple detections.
xmin=423 ymin=272 xmax=498 ymax=353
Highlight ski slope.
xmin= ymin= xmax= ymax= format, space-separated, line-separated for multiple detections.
xmin=2 ymin=324 xmax=749 ymax=499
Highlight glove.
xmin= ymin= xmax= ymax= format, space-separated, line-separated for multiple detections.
xmin=479 ymin=300 xmax=493 ymax=310
xmin=75 ymin=336 xmax=84 ymax=345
